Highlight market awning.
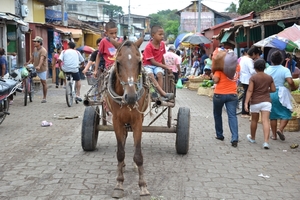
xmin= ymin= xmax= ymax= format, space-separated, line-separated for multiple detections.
xmin=53 ymin=26 xmax=83 ymax=38
xmin=220 ymin=31 xmax=233 ymax=43
xmin=0 ymin=12 xmax=28 ymax=26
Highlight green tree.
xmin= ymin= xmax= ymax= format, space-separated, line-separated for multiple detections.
xmin=149 ymin=9 xmax=180 ymax=37
xmin=225 ymin=2 xmax=237 ymax=12
xmin=238 ymin=0 xmax=291 ymax=15
xmin=104 ymin=4 xmax=124 ymax=19
xmin=165 ymin=20 xmax=180 ymax=37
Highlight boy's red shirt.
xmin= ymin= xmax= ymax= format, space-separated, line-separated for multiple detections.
xmin=142 ymin=40 xmax=166 ymax=65
xmin=98 ymin=37 xmax=122 ymax=68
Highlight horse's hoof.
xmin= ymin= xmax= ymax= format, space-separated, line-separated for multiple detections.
xmin=112 ymin=188 xmax=124 ymax=199
xmin=140 ymin=194 xmax=151 ymax=200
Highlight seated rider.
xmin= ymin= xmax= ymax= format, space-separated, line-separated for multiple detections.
xmin=58 ymin=41 xmax=85 ymax=102
xmin=94 ymin=21 xmax=122 ymax=77
xmin=142 ymin=25 xmax=174 ymax=101
xmin=82 ymin=38 xmax=105 ymax=75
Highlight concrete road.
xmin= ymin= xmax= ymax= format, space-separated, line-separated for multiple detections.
xmin=0 ymin=80 xmax=299 ymax=199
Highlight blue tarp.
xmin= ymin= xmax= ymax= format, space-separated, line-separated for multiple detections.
xmin=45 ymin=9 xmax=68 ymax=22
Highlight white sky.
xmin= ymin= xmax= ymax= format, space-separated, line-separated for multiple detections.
xmin=109 ymin=0 xmax=239 ymax=16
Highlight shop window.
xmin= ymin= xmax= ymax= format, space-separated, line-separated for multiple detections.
xmin=68 ymin=4 xmax=77 ymax=11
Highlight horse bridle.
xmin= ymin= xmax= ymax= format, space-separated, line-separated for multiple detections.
xmin=107 ymin=40 xmax=149 ymax=107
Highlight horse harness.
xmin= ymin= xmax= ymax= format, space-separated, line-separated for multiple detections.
xmin=104 ymin=40 xmax=150 ymax=113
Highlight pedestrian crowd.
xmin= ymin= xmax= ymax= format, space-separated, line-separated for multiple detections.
xmin=211 ymin=43 xmax=298 ymax=149
xmin=1 ymin=22 xmax=299 ymax=151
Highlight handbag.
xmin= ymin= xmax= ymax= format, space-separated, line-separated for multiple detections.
xmin=58 ymin=70 xmax=65 ymax=79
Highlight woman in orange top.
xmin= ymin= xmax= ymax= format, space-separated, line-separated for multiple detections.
xmin=212 ymin=42 xmax=240 ymax=147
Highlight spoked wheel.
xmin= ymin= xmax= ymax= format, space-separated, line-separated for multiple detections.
xmin=24 ymin=79 xmax=28 ymax=106
xmin=65 ymin=82 xmax=73 ymax=107
xmin=0 ymin=99 xmax=9 ymax=125
xmin=29 ymin=79 xmax=35 ymax=102
xmin=236 ymin=95 xmax=243 ymax=115
xmin=75 ymin=87 xmax=78 ymax=104
xmin=236 ymin=87 xmax=244 ymax=115
xmin=176 ymin=107 xmax=190 ymax=154
xmin=81 ymin=106 xmax=100 ymax=151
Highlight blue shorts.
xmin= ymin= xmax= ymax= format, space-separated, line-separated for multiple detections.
xmin=144 ymin=65 xmax=164 ymax=75
xmin=65 ymin=72 xmax=80 ymax=81
xmin=37 ymin=71 xmax=47 ymax=80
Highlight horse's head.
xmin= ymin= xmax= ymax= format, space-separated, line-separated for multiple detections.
xmin=110 ymin=37 xmax=144 ymax=105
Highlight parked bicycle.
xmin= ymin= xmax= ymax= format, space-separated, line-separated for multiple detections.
xmin=0 ymin=76 xmax=22 ymax=125
xmin=236 ymin=86 xmax=244 ymax=115
xmin=23 ymin=64 xmax=37 ymax=106
xmin=223 ymin=85 xmax=244 ymax=115
xmin=65 ymin=72 xmax=78 ymax=107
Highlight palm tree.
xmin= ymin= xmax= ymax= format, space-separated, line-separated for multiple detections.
xmin=225 ymin=2 xmax=237 ymax=12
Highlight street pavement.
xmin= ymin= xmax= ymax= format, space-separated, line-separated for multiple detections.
xmin=0 ymin=79 xmax=299 ymax=200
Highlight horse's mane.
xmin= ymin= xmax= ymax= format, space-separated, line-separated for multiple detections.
xmin=117 ymin=40 xmax=139 ymax=52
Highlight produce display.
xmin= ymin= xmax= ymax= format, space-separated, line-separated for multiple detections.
xmin=291 ymin=90 xmax=300 ymax=94
xmin=200 ymin=80 xmax=214 ymax=88
xmin=284 ymin=78 xmax=300 ymax=89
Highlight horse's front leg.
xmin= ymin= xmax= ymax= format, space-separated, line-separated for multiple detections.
xmin=132 ymin=121 xmax=150 ymax=199
xmin=112 ymin=121 xmax=128 ymax=198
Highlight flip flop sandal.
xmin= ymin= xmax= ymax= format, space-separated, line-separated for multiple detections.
xmin=270 ymin=136 xmax=277 ymax=140
xmin=276 ymin=130 xmax=285 ymax=141
xmin=290 ymin=144 xmax=299 ymax=149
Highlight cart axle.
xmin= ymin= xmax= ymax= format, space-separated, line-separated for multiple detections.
xmin=98 ymin=125 xmax=176 ymax=133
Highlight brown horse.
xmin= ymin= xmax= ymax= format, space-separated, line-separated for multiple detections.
xmin=106 ymin=37 xmax=151 ymax=199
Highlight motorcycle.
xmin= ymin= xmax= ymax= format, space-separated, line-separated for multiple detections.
xmin=0 ymin=70 xmax=23 ymax=125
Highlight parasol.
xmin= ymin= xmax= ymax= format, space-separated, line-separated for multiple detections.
xmin=76 ymin=45 xmax=95 ymax=54
xmin=174 ymin=32 xmax=193 ymax=48
xmin=254 ymin=35 xmax=299 ymax=52
xmin=180 ymin=33 xmax=211 ymax=47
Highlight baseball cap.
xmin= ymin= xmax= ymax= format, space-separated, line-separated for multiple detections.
xmin=33 ymin=36 xmax=43 ymax=42
xmin=168 ymin=45 xmax=176 ymax=51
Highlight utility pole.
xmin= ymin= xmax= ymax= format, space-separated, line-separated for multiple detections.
xmin=62 ymin=0 xmax=67 ymax=26
xmin=128 ymin=0 xmax=131 ymax=37
xmin=197 ymin=0 xmax=201 ymax=33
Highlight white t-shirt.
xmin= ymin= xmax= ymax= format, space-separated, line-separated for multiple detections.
xmin=239 ymin=56 xmax=256 ymax=85
xmin=59 ymin=49 xmax=84 ymax=73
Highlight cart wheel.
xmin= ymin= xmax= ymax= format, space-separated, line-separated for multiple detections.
xmin=176 ymin=107 xmax=190 ymax=154
xmin=81 ymin=106 xmax=100 ymax=151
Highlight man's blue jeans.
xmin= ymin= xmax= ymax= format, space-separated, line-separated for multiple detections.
xmin=213 ymin=93 xmax=239 ymax=143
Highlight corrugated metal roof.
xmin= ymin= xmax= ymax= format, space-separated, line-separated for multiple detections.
xmin=204 ymin=12 xmax=254 ymax=31
xmin=0 ymin=12 xmax=28 ymax=26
